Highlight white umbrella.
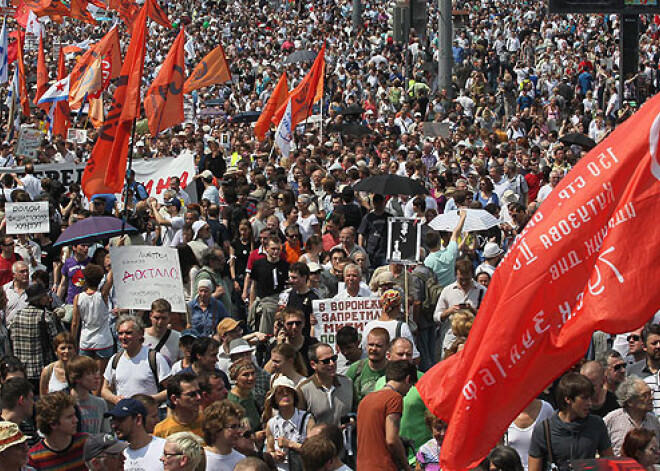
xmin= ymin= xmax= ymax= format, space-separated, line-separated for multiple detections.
xmin=429 ymin=209 xmax=500 ymax=232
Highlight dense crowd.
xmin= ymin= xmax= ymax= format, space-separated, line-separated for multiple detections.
xmin=0 ymin=0 xmax=657 ymax=469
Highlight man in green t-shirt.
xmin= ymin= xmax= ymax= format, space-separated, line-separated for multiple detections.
xmin=346 ymin=327 xmax=389 ymax=404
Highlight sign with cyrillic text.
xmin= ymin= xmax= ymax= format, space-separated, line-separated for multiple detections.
xmin=109 ymin=246 xmax=186 ymax=312
xmin=312 ymin=297 xmax=381 ymax=349
xmin=5 ymin=202 xmax=50 ymax=234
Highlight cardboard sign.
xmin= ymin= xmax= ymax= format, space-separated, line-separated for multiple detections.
xmin=386 ymin=217 xmax=422 ymax=264
xmin=16 ymin=126 xmax=42 ymax=159
xmin=312 ymin=297 xmax=381 ymax=349
xmin=109 ymin=246 xmax=187 ymax=312
xmin=67 ymin=128 xmax=88 ymax=144
xmin=5 ymin=202 xmax=50 ymax=234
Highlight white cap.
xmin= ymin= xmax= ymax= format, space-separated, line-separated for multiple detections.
xmin=483 ymin=242 xmax=504 ymax=259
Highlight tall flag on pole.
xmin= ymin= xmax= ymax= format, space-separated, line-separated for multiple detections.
xmin=70 ymin=0 xmax=96 ymax=24
xmin=69 ymin=26 xmax=121 ymax=100
xmin=82 ymin=3 xmax=148 ymax=196
xmin=254 ymin=72 xmax=288 ymax=142
xmin=416 ymin=94 xmax=660 ymax=471
xmin=16 ymin=30 xmax=30 ymax=117
xmin=6 ymin=68 xmax=19 ymax=139
xmin=274 ymin=99 xmax=293 ymax=159
xmin=52 ymin=49 xmax=70 ymax=139
xmin=272 ymin=43 xmax=325 ymax=127
xmin=35 ymin=35 xmax=49 ymax=111
xmin=183 ymin=43 xmax=231 ymax=93
xmin=144 ymin=27 xmax=185 ymax=135
xmin=69 ymin=54 xmax=103 ymax=106
xmin=0 ymin=18 xmax=8 ymax=84
xmin=145 ymin=0 xmax=170 ymax=28
xmin=37 ymin=76 xmax=69 ymax=104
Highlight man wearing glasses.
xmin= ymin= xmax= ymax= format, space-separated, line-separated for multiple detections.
xmin=105 ymin=398 xmax=166 ymax=470
xmin=297 ymin=343 xmax=354 ymax=427
xmin=154 ymin=373 xmax=203 ymax=439
xmin=160 ymin=431 xmax=204 ymax=471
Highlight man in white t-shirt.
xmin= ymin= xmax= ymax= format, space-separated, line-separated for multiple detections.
xmin=105 ymin=398 xmax=165 ymax=471
xmin=149 ymin=197 xmax=184 ymax=247
xmin=143 ymin=299 xmax=181 ymax=367
xmin=102 ymin=315 xmax=171 ymax=405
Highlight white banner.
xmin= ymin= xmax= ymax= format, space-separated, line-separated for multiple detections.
xmin=312 ymin=297 xmax=381 ymax=349
xmin=109 ymin=246 xmax=186 ymax=313
xmin=5 ymin=201 xmax=50 ymax=234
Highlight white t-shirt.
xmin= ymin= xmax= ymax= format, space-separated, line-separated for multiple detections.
xmin=204 ymin=448 xmax=246 ymax=471
xmin=161 ymin=215 xmax=184 ymax=247
xmin=506 ymin=400 xmax=554 ymax=470
xmin=104 ymin=346 xmax=172 ymax=397
xmin=123 ymin=436 xmax=166 ymax=471
xmin=144 ymin=329 xmax=181 ymax=366
xmin=297 ymin=213 xmax=319 ymax=244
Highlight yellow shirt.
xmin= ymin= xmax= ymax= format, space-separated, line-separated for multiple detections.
xmin=153 ymin=412 xmax=204 ymax=439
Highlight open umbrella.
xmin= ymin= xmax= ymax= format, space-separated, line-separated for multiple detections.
xmin=338 ymin=104 xmax=365 ymax=116
xmin=199 ymin=107 xmax=225 ymax=117
xmin=351 ymin=174 xmax=428 ymax=196
xmin=326 ymin=122 xmax=373 ymax=137
xmin=54 ymin=216 xmax=138 ymax=247
xmin=559 ymin=132 xmax=597 ymax=149
xmin=230 ymin=111 xmax=261 ymax=123
xmin=283 ymin=50 xmax=317 ymax=64
xmin=429 ymin=209 xmax=499 ymax=232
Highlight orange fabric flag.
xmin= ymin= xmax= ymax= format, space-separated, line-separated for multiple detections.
xmin=52 ymin=49 xmax=70 ymax=138
xmin=14 ymin=0 xmax=30 ymax=28
xmin=144 ymin=28 xmax=185 ymax=135
xmin=69 ymin=27 xmax=121 ymax=103
xmin=16 ymin=30 xmax=30 ymax=117
xmin=108 ymin=0 xmax=138 ymax=29
xmin=69 ymin=54 xmax=103 ymax=107
xmin=417 ymin=93 xmax=660 ymax=470
xmin=35 ymin=35 xmax=49 ymax=112
xmin=183 ymin=43 xmax=231 ymax=94
xmin=145 ymin=0 xmax=170 ymax=28
xmin=254 ymin=72 xmax=288 ymax=142
xmin=70 ymin=0 xmax=96 ymax=24
xmin=34 ymin=1 xmax=69 ymax=23
xmin=272 ymin=43 xmax=325 ymax=128
xmin=88 ymin=96 xmax=104 ymax=128
xmin=22 ymin=0 xmax=50 ymax=10
xmin=314 ymin=62 xmax=324 ymax=103
xmin=82 ymin=4 xmax=147 ymax=197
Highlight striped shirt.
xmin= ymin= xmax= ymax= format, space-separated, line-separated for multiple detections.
xmin=28 ymin=433 xmax=87 ymax=471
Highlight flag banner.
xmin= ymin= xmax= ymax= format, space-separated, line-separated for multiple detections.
xmin=82 ymin=4 xmax=147 ymax=197
xmin=0 ymin=18 xmax=7 ymax=84
xmin=16 ymin=31 xmax=30 ymax=116
xmin=272 ymin=43 xmax=324 ymax=128
xmin=108 ymin=0 xmax=138 ymax=28
xmin=417 ymin=94 xmax=660 ymax=471
xmin=52 ymin=49 xmax=70 ymax=138
xmin=183 ymin=43 xmax=231 ymax=93
xmin=14 ymin=1 xmax=29 ymax=28
xmin=35 ymin=35 xmax=48 ymax=111
xmin=69 ymin=26 xmax=121 ymax=96
xmin=25 ymin=10 xmax=43 ymax=38
xmin=254 ymin=71 xmax=288 ymax=142
xmin=70 ymin=0 xmax=96 ymax=24
xmin=38 ymin=76 xmax=69 ymax=103
xmin=145 ymin=0 xmax=170 ymax=28
xmin=69 ymin=54 xmax=103 ymax=106
xmin=144 ymin=27 xmax=185 ymax=135
xmin=274 ymin=99 xmax=292 ymax=159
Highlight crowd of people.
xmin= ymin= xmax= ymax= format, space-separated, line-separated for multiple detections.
xmin=0 ymin=0 xmax=657 ymax=469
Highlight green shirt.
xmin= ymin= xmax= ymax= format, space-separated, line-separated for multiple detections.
xmin=227 ymin=391 xmax=261 ymax=431
xmin=346 ymin=360 xmax=386 ymax=404
xmin=375 ymin=371 xmax=429 ymax=465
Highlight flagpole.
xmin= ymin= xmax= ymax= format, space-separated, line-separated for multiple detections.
xmin=319 ymin=96 xmax=323 ymax=143
xmin=120 ymin=117 xmax=138 ymax=238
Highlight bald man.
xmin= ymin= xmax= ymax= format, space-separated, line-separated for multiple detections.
xmin=580 ymin=361 xmax=619 ymax=418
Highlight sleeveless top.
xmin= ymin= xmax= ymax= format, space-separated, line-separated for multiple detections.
xmin=77 ymin=291 xmax=113 ymax=350
xmin=47 ymin=366 xmax=69 ymax=393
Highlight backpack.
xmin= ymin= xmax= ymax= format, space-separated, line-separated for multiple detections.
xmin=111 ymin=349 xmax=162 ymax=391
xmin=412 ymin=269 xmax=444 ymax=313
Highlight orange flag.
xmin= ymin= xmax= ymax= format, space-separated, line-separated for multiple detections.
xmin=35 ymin=35 xmax=49 ymax=112
xmin=69 ymin=27 xmax=121 ymax=104
xmin=144 ymin=28 xmax=185 ymax=135
xmin=16 ymin=30 xmax=30 ymax=117
xmin=314 ymin=62 xmax=324 ymax=103
xmin=254 ymin=72 xmax=288 ymax=142
xmin=183 ymin=43 xmax=231 ymax=93
xmin=88 ymin=97 xmax=104 ymax=128
xmin=70 ymin=0 xmax=96 ymax=24
xmin=272 ymin=43 xmax=325 ymax=128
xmin=145 ymin=0 xmax=170 ymax=28
xmin=52 ymin=49 xmax=70 ymax=138
xmin=82 ymin=4 xmax=147 ymax=196
xmin=34 ymin=1 xmax=69 ymax=23
xmin=108 ymin=0 xmax=139 ymax=29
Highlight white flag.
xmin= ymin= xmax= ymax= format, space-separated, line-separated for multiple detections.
xmin=275 ymin=99 xmax=293 ymax=159
xmin=26 ymin=11 xmax=44 ymax=38
xmin=0 ymin=18 xmax=7 ymax=84
xmin=38 ymin=76 xmax=70 ymax=104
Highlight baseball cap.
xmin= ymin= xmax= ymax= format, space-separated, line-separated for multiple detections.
xmin=83 ymin=434 xmax=128 ymax=461
xmin=164 ymin=198 xmax=182 ymax=211
xmin=201 ymin=170 xmax=213 ymax=180
xmin=104 ymin=398 xmax=148 ymax=419
xmin=217 ymin=318 xmax=241 ymax=337
xmin=180 ymin=329 xmax=198 ymax=340
xmin=307 ymin=262 xmax=322 ymax=273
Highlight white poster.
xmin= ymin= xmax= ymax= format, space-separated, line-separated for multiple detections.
xmin=129 ymin=155 xmax=198 ymax=203
xmin=16 ymin=126 xmax=42 ymax=159
xmin=312 ymin=297 xmax=381 ymax=350
xmin=386 ymin=217 xmax=422 ymax=264
xmin=5 ymin=201 xmax=50 ymax=234
xmin=109 ymin=246 xmax=186 ymax=312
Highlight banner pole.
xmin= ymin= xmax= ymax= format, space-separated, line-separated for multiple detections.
xmin=404 ymin=266 xmax=409 ymax=324
xmin=120 ymin=117 xmax=138 ymax=238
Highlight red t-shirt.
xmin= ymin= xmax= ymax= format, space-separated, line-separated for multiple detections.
xmin=525 ymin=172 xmax=543 ymax=202
xmin=356 ymin=387 xmax=403 ymax=471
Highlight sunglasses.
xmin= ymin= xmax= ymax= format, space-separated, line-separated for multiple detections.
xmin=612 ymin=364 xmax=626 ymax=371
xmin=286 ymin=320 xmax=303 ymax=327
xmin=317 ymin=355 xmax=338 ymax=364
xmin=182 ymin=390 xmax=202 ymax=397
xmin=628 ymin=335 xmax=641 ymax=342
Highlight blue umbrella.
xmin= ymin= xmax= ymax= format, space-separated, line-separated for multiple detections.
xmin=54 ymin=216 xmax=138 ymax=247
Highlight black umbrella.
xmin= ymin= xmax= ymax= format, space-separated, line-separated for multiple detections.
xmin=326 ymin=122 xmax=373 ymax=137
xmin=199 ymin=107 xmax=225 ymax=117
xmin=230 ymin=111 xmax=261 ymax=123
xmin=559 ymin=132 xmax=597 ymax=149
xmin=204 ymin=98 xmax=224 ymax=106
xmin=338 ymin=104 xmax=364 ymax=116
xmin=352 ymin=174 xmax=429 ymax=196
xmin=54 ymin=217 xmax=138 ymax=247
xmin=283 ymin=50 xmax=318 ymax=64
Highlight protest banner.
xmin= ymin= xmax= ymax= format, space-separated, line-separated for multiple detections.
xmin=312 ymin=297 xmax=381 ymax=349
xmin=67 ymin=128 xmax=88 ymax=144
xmin=5 ymin=201 xmax=50 ymax=234
xmin=109 ymin=246 xmax=186 ymax=312
xmin=15 ymin=125 xmax=42 ymax=159
xmin=386 ymin=217 xmax=422 ymax=264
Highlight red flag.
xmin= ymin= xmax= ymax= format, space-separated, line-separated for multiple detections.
xmin=35 ymin=35 xmax=48 ymax=111
xmin=70 ymin=0 xmax=96 ymax=24
xmin=52 ymin=49 xmax=70 ymax=138
xmin=108 ymin=0 xmax=138 ymax=28
xmin=16 ymin=30 xmax=30 ymax=117
xmin=82 ymin=4 xmax=147 ymax=196
xmin=14 ymin=1 xmax=29 ymax=28
xmin=33 ymin=1 xmax=69 ymax=23
xmin=254 ymin=72 xmax=288 ymax=142
xmin=22 ymin=0 xmax=50 ymax=10
xmin=417 ymin=95 xmax=660 ymax=470
xmin=69 ymin=27 xmax=121 ymax=103
xmin=183 ymin=43 xmax=231 ymax=93
xmin=145 ymin=0 xmax=170 ymax=28
xmin=144 ymin=28 xmax=185 ymax=135
xmin=272 ymin=43 xmax=324 ymax=128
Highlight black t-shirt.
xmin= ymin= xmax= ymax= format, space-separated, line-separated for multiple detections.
xmin=251 ymin=258 xmax=289 ymax=298
xmin=591 ymin=391 xmax=619 ymax=418
xmin=287 ymin=289 xmax=319 ymax=337
xmin=357 ymin=211 xmax=391 ymax=263
xmin=335 ymin=203 xmax=364 ymax=230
